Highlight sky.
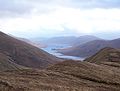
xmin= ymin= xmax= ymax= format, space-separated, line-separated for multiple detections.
xmin=0 ymin=0 xmax=120 ymax=39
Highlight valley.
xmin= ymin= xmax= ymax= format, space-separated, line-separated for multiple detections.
xmin=0 ymin=32 xmax=120 ymax=91
xmin=41 ymin=44 xmax=84 ymax=60
xmin=1 ymin=0 xmax=120 ymax=91
xmin=31 ymin=35 xmax=100 ymax=60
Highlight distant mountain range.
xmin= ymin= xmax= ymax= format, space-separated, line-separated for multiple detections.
xmin=0 ymin=31 xmax=61 ymax=70
xmin=58 ymin=38 xmax=120 ymax=58
xmin=31 ymin=35 xmax=100 ymax=46
xmin=43 ymin=36 xmax=77 ymax=45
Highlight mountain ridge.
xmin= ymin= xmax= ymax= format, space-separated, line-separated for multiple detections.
xmin=58 ymin=38 xmax=120 ymax=57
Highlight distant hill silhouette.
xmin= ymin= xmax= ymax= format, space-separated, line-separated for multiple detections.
xmin=33 ymin=35 xmax=100 ymax=46
xmin=42 ymin=36 xmax=77 ymax=45
xmin=72 ymin=35 xmax=101 ymax=46
xmin=58 ymin=38 xmax=120 ymax=57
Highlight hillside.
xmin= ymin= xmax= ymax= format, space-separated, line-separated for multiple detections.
xmin=58 ymin=38 xmax=120 ymax=57
xmin=47 ymin=60 xmax=120 ymax=91
xmin=0 ymin=52 xmax=27 ymax=71
xmin=85 ymin=47 xmax=120 ymax=64
xmin=1 ymin=61 xmax=120 ymax=91
xmin=0 ymin=31 xmax=61 ymax=69
xmin=1 ymin=48 xmax=120 ymax=91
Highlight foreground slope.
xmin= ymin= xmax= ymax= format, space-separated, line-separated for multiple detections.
xmin=0 ymin=31 xmax=60 ymax=69
xmin=1 ymin=60 xmax=120 ymax=91
xmin=58 ymin=38 xmax=120 ymax=57
xmin=1 ymin=48 xmax=120 ymax=91
xmin=0 ymin=53 xmax=26 ymax=71
xmin=47 ymin=60 xmax=120 ymax=91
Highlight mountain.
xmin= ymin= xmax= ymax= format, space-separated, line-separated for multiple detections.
xmin=31 ymin=35 xmax=100 ymax=46
xmin=0 ymin=31 xmax=61 ymax=69
xmin=42 ymin=36 xmax=77 ymax=45
xmin=72 ymin=35 xmax=101 ymax=46
xmin=1 ymin=48 xmax=120 ymax=91
xmin=58 ymin=38 xmax=120 ymax=58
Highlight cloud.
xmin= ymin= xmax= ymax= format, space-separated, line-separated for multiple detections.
xmin=0 ymin=0 xmax=33 ymax=17
xmin=0 ymin=0 xmax=120 ymax=38
xmin=0 ymin=0 xmax=58 ymax=18
xmin=1 ymin=7 xmax=120 ymax=36
xmin=0 ymin=0 xmax=120 ymax=18
xmin=67 ymin=0 xmax=120 ymax=9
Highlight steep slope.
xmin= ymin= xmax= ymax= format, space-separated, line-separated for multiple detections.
xmin=58 ymin=38 xmax=120 ymax=57
xmin=0 ymin=52 xmax=26 ymax=71
xmin=0 ymin=31 xmax=61 ymax=69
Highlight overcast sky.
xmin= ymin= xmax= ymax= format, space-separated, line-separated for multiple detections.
xmin=0 ymin=0 xmax=120 ymax=39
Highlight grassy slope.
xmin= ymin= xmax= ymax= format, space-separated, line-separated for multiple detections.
xmin=85 ymin=47 xmax=120 ymax=64
xmin=47 ymin=60 xmax=120 ymax=91
xmin=1 ymin=59 xmax=120 ymax=91
xmin=0 ymin=32 xmax=61 ymax=69
xmin=0 ymin=52 xmax=28 ymax=71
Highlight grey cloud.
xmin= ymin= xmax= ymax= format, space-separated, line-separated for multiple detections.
xmin=68 ymin=0 xmax=120 ymax=9
xmin=0 ymin=0 xmax=120 ymax=18
xmin=0 ymin=0 xmax=33 ymax=18
xmin=0 ymin=0 xmax=59 ymax=18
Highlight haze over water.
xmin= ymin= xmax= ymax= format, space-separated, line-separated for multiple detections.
xmin=41 ymin=44 xmax=84 ymax=60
